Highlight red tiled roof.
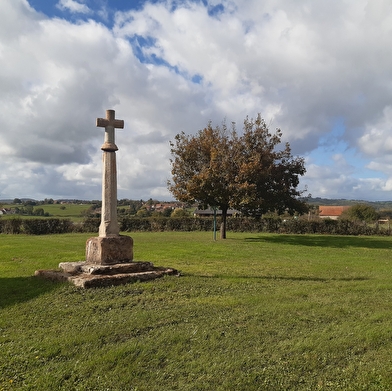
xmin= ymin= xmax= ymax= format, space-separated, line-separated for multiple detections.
xmin=319 ymin=206 xmax=350 ymax=216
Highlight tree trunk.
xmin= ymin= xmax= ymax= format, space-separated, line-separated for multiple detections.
xmin=220 ymin=207 xmax=228 ymax=239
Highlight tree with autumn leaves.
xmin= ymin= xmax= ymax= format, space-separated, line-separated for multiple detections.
xmin=168 ymin=114 xmax=308 ymax=239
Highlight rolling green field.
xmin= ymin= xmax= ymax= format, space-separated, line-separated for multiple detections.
xmin=0 ymin=203 xmax=90 ymax=222
xmin=39 ymin=203 xmax=90 ymax=218
xmin=1 ymin=232 xmax=392 ymax=390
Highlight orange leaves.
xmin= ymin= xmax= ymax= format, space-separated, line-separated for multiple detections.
xmin=168 ymin=113 xmax=308 ymax=218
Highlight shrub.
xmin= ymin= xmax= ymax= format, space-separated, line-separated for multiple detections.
xmin=22 ymin=219 xmax=73 ymax=235
xmin=340 ymin=204 xmax=380 ymax=222
xmin=81 ymin=217 xmax=100 ymax=233
xmin=0 ymin=215 xmax=390 ymax=237
xmin=0 ymin=218 xmax=23 ymax=234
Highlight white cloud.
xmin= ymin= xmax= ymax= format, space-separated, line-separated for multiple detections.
xmin=359 ymin=106 xmax=392 ymax=157
xmin=56 ymin=0 xmax=91 ymax=14
xmin=1 ymin=0 xmax=392 ymax=201
xmin=113 ymin=0 xmax=390 ymax=147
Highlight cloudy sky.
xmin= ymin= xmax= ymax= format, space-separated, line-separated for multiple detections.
xmin=1 ymin=0 xmax=392 ymax=202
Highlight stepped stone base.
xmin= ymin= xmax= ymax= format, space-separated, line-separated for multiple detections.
xmin=35 ymin=261 xmax=179 ymax=288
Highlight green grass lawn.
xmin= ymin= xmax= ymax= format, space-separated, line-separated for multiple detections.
xmin=1 ymin=232 xmax=392 ymax=390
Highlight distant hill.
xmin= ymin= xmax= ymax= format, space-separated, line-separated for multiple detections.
xmin=0 ymin=198 xmax=36 ymax=204
xmin=2 ymin=197 xmax=392 ymax=211
xmin=306 ymin=197 xmax=392 ymax=210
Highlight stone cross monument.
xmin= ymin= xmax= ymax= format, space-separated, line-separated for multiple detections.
xmin=96 ymin=109 xmax=123 ymax=237
xmin=35 ymin=108 xmax=177 ymax=288
xmin=85 ymin=109 xmax=133 ymax=265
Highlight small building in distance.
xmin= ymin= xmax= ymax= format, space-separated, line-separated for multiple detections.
xmin=318 ymin=205 xmax=350 ymax=220
xmin=193 ymin=208 xmax=240 ymax=217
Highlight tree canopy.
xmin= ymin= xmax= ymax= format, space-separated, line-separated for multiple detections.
xmin=168 ymin=114 xmax=308 ymax=238
xmin=340 ymin=204 xmax=380 ymax=223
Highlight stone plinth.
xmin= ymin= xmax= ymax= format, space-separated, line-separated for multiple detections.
xmin=35 ymin=261 xmax=179 ymax=289
xmin=86 ymin=235 xmax=133 ymax=265
xmin=35 ymin=233 xmax=179 ymax=288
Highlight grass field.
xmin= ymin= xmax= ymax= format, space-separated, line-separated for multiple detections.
xmin=1 ymin=203 xmax=90 ymax=222
xmin=40 ymin=203 xmax=90 ymax=219
xmin=1 ymin=232 xmax=392 ymax=390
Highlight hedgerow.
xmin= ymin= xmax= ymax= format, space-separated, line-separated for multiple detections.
xmin=0 ymin=218 xmax=73 ymax=235
xmin=0 ymin=216 xmax=390 ymax=236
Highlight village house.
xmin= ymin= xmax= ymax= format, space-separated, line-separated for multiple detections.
xmin=318 ymin=206 xmax=350 ymax=220
xmin=193 ymin=208 xmax=240 ymax=217
xmin=153 ymin=202 xmax=182 ymax=212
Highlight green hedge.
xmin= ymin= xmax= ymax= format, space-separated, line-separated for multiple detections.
xmin=119 ymin=217 xmax=215 ymax=232
xmin=0 ymin=218 xmax=23 ymax=234
xmin=22 ymin=219 xmax=74 ymax=235
xmin=0 ymin=216 xmax=390 ymax=236
xmin=0 ymin=218 xmax=74 ymax=235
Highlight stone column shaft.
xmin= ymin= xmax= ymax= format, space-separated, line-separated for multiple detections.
xmin=99 ymin=149 xmax=119 ymax=237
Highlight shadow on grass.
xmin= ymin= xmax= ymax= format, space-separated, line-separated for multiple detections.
xmin=0 ymin=276 xmax=61 ymax=309
xmin=244 ymin=234 xmax=392 ymax=249
xmin=183 ymin=273 xmax=370 ymax=283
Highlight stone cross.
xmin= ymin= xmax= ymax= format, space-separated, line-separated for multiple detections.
xmin=96 ymin=109 xmax=124 ymax=237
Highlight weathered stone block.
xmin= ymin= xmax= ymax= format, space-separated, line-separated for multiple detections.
xmin=85 ymin=235 xmax=133 ymax=265
xmin=59 ymin=261 xmax=85 ymax=274
xmin=80 ymin=261 xmax=154 ymax=275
